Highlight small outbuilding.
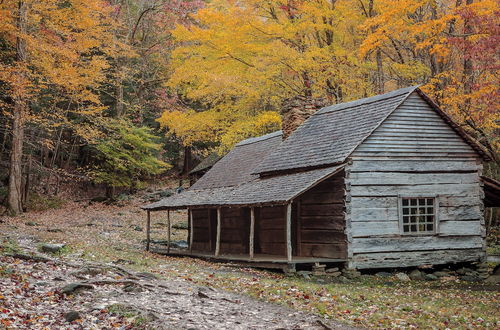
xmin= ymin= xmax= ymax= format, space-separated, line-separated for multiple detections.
xmin=143 ymin=86 xmax=492 ymax=270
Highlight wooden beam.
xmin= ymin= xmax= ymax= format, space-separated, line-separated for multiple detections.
xmin=286 ymin=203 xmax=292 ymax=262
xmin=189 ymin=208 xmax=193 ymax=253
xmin=146 ymin=210 xmax=151 ymax=251
xmin=296 ymin=201 xmax=301 ymax=256
xmin=167 ymin=210 xmax=171 ymax=254
xmin=249 ymin=207 xmax=255 ymax=260
xmin=215 ymin=207 xmax=221 ymax=256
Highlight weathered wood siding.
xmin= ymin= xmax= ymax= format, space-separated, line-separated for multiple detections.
xmin=220 ymin=207 xmax=249 ymax=254
xmin=191 ymin=209 xmax=211 ymax=252
xmin=347 ymin=91 xmax=485 ymax=269
xmin=296 ymin=174 xmax=347 ymax=258
xmin=256 ymin=206 xmax=287 ymax=255
xmin=191 ymin=208 xmax=250 ymax=254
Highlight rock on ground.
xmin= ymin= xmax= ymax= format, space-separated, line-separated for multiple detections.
xmin=0 ymin=240 xmax=350 ymax=330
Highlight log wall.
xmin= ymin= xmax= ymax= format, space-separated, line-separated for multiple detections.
xmin=296 ymin=174 xmax=347 ymax=258
xmin=256 ymin=205 xmax=287 ymax=255
xmin=191 ymin=209 xmax=211 ymax=252
xmin=220 ymin=207 xmax=249 ymax=254
xmin=347 ymin=91 xmax=485 ymax=269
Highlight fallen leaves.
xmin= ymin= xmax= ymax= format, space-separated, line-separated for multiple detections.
xmin=1 ymin=200 xmax=499 ymax=329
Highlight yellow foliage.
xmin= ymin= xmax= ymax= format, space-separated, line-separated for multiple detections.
xmin=0 ymin=0 xmax=121 ymax=119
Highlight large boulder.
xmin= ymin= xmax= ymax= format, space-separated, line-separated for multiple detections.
xmin=64 ymin=311 xmax=80 ymax=322
xmin=433 ymin=271 xmax=449 ymax=278
xmin=61 ymin=282 xmax=94 ymax=294
xmin=424 ymin=274 xmax=438 ymax=281
xmin=460 ymin=275 xmax=481 ymax=282
xmin=484 ymin=275 xmax=500 ymax=284
xmin=40 ymin=243 xmax=65 ymax=254
xmin=395 ymin=272 xmax=410 ymax=282
xmin=409 ymin=269 xmax=424 ymax=281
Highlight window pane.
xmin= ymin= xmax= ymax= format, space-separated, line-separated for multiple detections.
xmin=401 ymin=197 xmax=436 ymax=234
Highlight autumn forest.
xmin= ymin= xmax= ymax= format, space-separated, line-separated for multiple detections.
xmin=0 ymin=0 xmax=498 ymax=215
xmin=0 ymin=1 xmax=500 ymax=328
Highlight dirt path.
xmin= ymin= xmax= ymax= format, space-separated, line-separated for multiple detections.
xmin=0 ymin=235 xmax=348 ymax=329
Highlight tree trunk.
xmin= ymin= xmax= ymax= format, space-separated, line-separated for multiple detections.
xmin=376 ymin=49 xmax=384 ymax=93
xmin=7 ymin=0 xmax=27 ymax=215
xmin=462 ymin=0 xmax=474 ymax=108
xmin=115 ymin=61 xmax=124 ymax=117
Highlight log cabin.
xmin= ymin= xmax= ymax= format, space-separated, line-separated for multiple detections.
xmin=143 ymin=86 xmax=494 ymax=270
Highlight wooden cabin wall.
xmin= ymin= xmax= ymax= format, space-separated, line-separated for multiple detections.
xmin=347 ymin=92 xmax=485 ymax=269
xmin=220 ymin=207 xmax=250 ymax=254
xmin=297 ymin=174 xmax=347 ymax=258
xmin=256 ymin=206 xmax=287 ymax=255
xmin=191 ymin=209 xmax=211 ymax=252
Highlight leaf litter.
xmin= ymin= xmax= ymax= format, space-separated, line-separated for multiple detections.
xmin=0 ymin=198 xmax=498 ymax=329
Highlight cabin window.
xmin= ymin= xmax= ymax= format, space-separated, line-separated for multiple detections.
xmin=399 ymin=197 xmax=437 ymax=235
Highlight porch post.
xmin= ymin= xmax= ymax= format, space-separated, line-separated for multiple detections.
xmin=249 ymin=207 xmax=255 ymax=260
xmin=215 ymin=207 xmax=221 ymax=256
xmin=167 ymin=210 xmax=171 ymax=254
xmin=146 ymin=210 xmax=151 ymax=251
xmin=189 ymin=208 xmax=193 ymax=253
xmin=286 ymin=203 xmax=292 ymax=262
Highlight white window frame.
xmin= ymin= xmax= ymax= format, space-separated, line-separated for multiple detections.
xmin=398 ymin=195 xmax=439 ymax=236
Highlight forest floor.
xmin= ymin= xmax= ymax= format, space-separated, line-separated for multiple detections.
xmin=0 ymin=197 xmax=499 ymax=329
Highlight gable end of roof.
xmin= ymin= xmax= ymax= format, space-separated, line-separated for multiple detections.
xmin=414 ymin=89 xmax=491 ymax=161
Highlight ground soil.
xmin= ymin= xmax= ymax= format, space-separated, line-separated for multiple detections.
xmin=0 ymin=198 xmax=349 ymax=329
xmin=0 ymin=196 xmax=498 ymax=329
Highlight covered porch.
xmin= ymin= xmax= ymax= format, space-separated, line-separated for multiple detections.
xmin=142 ymin=165 xmax=347 ymax=269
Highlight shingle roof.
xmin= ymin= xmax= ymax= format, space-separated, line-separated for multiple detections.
xmin=253 ymin=86 xmax=419 ymax=174
xmin=190 ymin=131 xmax=282 ymax=190
xmin=189 ymin=153 xmax=221 ymax=175
xmin=143 ymin=164 xmax=344 ymax=210
xmin=143 ymin=86 xmax=489 ymax=211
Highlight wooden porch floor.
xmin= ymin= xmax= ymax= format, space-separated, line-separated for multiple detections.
xmin=150 ymin=247 xmax=346 ymax=270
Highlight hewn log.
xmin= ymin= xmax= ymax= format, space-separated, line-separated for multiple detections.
xmin=189 ymin=209 xmax=193 ymax=253
xmin=286 ymin=203 xmax=292 ymax=262
xmin=215 ymin=208 xmax=221 ymax=256
xmin=353 ymin=248 xmax=484 ymax=269
xmin=249 ymin=207 xmax=255 ymax=259
xmin=352 ymin=236 xmax=482 ymax=253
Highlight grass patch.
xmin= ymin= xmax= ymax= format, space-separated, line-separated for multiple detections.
xmin=0 ymin=238 xmax=20 ymax=255
xmin=107 ymin=303 xmax=149 ymax=327
xmin=27 ymin=193 xmax=65 ymax=212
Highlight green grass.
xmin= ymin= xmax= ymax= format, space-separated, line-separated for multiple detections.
xmin=0 ymin=238 xmax=21 ymax=255
xmin=27 ymin=193 xmax=65 ymax=212
xmin=107 ymin=303 xmax=149 ymax=327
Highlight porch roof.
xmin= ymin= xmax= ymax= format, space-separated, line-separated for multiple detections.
xmin=142 ymin=164 xmax=344 ymax=210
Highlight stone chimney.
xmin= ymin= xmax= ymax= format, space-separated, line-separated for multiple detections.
xmin=281 ymin=95 xmax=327 ymax=140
